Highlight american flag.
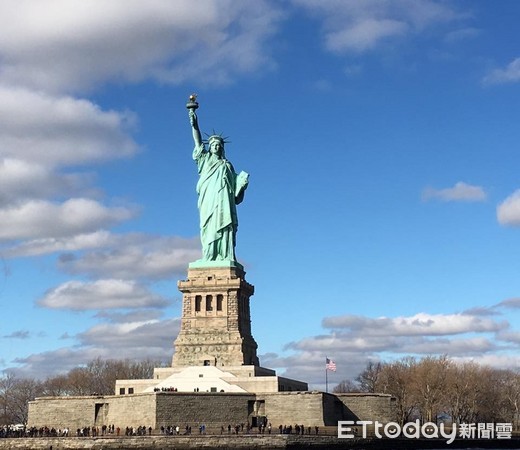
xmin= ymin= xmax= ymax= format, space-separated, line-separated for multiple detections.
xmin=326 ymin=357 xmax=336 ymax=372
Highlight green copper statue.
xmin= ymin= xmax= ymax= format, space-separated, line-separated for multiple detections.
xmin=187 ymin=95 xmax=249 ymax=266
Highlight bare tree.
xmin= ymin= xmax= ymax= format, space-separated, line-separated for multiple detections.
xmin=478 ymin=366 xmax=511 ymax=423
xmin=84 ymin=358 xmax=159 ymax=395
xmin=445 ymin=361 xmax=481 ymax=424
xmin=66 ymin=367 xmax=94 ymax=396
xmin=0 ymin=373 xmax=42 ymax=425
xmin=0 ymin=373 xmax=17 ymax=424
xmin=40 ymin=374 xmax=70 ymax=397
xmin=0 ymin=358 xmax=164 ymax=425
xmin=42 ymin=357 xmax=162 ymax=396
xmin=9 ymin=378 xmax=41 ymax=425
xmin=500 ymin=370 xmax=520 ymax=431
xmin=378 ymin=357 xmax=418 ymax=425
xmin=333 ymin=379 xmax=360 ymax=393
xmin=356 ymin=361 xmax=383 ymax=393
xmin=412 ymin=355 xmax=450 ymax=423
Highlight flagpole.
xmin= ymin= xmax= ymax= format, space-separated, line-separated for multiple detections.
xmin=325 ymin=356 xmax=328 ymax=393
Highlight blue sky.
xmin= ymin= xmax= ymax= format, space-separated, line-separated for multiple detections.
xmin=0 ymin=0 xmax=519 ymax=389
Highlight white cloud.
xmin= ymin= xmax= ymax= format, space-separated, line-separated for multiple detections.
xmin=0 ymin=0 xmax=282 ymax=93
xmin=483 ymin=57 xmax=520 ymax=85
xmin=10 ymin=318 xmax=179 ymax=378
xmin=278 ymin=335 xmax=503 ymax=388
xmin=452 ymin=354 xmax=520 ymax=371
xmin=496 ymin=330 xmax=520 ymax=345
xmin=3 ymin=330 xmax=31 ymax=340
xmin=0 ymin=199 xmax=135 ymax=242
xmin=398 ymin=336 xmax=496 ymax=355
xmin=0 ymin=158 xmax=95 ymax=206
xmin=57 ymin=234 xmax=200 ymax=280
xmin=0 ymin=86 xmax=138 ymax=167
xmin=444 ymin=27 xmax=480 ymax=43
xmin=78 ymin=318 xmax=179 ymax=349
xmin=4 ymin=230 xmax=113 ymax=258
xmin=291 ymin=0 xmax=462 ymax=54
xmin=266 ymin=330 xmax=519 ymax=389
xmin=497 ymin=190 xmax=520 ymax=226
xmin=94 ymin=310 xmax=164 ymax=324
xmin=276 ymin=309 xmax=515 ymax=386
xmin=422 ymin=181 xmax=487 ymax=202
xmin=461 ymin=306 xmax=499 ymax=317
xmin=286 ymin=333 xmax=395 ymax=352
xmin=0 ymin=71 xmax=139 ymax=257
xmin=10 ymin=347 xmax=98 ymax=378
xmin=496 ymin=298 xmax=520 ymax=309
xmin=327 ymin=19 xmax=408 ymax=53
xmin=321 ymin=312 xmax=505 ymax=336
xmin=4 ymin=232 xmax=200 ymax=280
xmin=38 ymin=279 xmax=170 ymax=310
xmin=286 ymin=332 xmax=499 ymax=359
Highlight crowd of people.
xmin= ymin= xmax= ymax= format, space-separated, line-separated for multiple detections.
xmin=153 ymin=386 xmax=178 ymax=392
xmin=279 ymin=424 xmax=319 ymax=435
xmin=1 ymin=422 xmax=320 ymax=438
xmin=0 ymin=425 xmax=137 ymax=438
xmin=1 ymin=426 xmax=69 ymax=438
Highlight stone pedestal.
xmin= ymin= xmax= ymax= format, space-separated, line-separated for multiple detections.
xmin=172 ymin=265 xmax=259 ymax=367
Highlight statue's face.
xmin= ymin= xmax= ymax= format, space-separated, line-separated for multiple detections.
xmin=209 ymin=139 xmax=224 ymax=156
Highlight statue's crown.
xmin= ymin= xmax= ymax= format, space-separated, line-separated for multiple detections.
xmin=205 ymin=131 xmax=230 ymax=145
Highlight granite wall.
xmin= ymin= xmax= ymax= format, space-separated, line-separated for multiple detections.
xmin=155 ymin=392 xmax=255 ymax=429
xmin=28 ymin=391 xmax=397 ymax=432
xmin=335 ymin=393 xmax=396 ymax=423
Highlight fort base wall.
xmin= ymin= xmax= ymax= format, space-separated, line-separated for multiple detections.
xmin=28 ymin=393 xmax=258 ymax=431
xmin=29 ymin=391 xmax=396 ymax=432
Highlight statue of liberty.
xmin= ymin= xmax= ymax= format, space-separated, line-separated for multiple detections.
xmin=187 ymin=95 xmax=249 ymax=266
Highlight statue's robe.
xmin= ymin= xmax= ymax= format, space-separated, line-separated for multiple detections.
xmin=193 ymin=144 xmax=243 ymax=262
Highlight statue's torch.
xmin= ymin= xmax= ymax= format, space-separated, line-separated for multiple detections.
xmin=186 ymin=93 xmax=199 ymax=110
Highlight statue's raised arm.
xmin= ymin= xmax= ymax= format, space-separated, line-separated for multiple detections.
xmin=187 ymin=94 xmax=202 ymax=148
xmin=185 ymin=94 xmax=249 ymax=268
